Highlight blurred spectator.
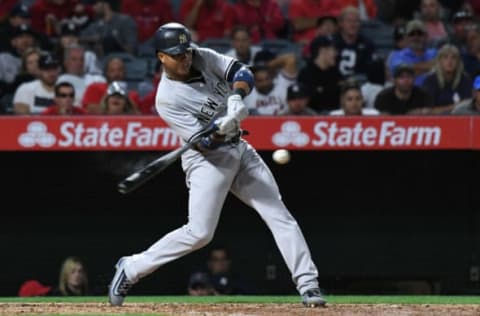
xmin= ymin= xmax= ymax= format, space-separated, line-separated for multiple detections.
xmin=288 ymin=0 xmax=339 ymax=45
xmin=81 ymin=56 xmax=140 ymax=113
xmin=225 ymin=25 xmax=262 ymax=66
xmin=232 ymin=0 xmax=286 ymax=44
xmin=421 ymin=44 xmax=472 ymax=114
xmin=30 ymin=0 xmax=80 ymax=36
xmin=449 ymin=10 xmax=475 ymax=54
xmin=18 ymin=256 xmax=89 ymax=297
xmin=464 ymin=0 xmax=480 ymax=16
xmin=0 ymin=24 xmax=39 ymax=85
xmin=301 ymin=15 xmax=338 ymax=59
xmin=374 ymin=63 xmax=433 ymax=115
xmin=418 ymin=0 xmax=448 ymax=46
xmin=244 ymin=51 xmax=298 ymax=115
xmin=51 ymin=256 xmax=89 ymax=295
xmin=0 ymin=3 xmax=33 ymax=52
xmin=41 ymin=81 xmax=86 ymax=115
xmin=180 ymin=0 xmax=234 ymax=43
xmin=13 ymin=51 xmax=60 ymax=114
xmin=281 ymin=82 xmax=317 ymax=115
xmin=333 ymin=6 xmax=376 ymax=79
xmin=65 ymin=2 xmax=93 ymax=32
xmin=451 ymin=74 xmax=480 ymax=114
xmin=298 ymin=35 xmax=342 ymax=113
xmin=100 ymin=81 xmax=139 ymax=114
xmin=462 ymin=28 xmax=480 ymax=78
xmin=121 ymin=0 xmax=174 ymax=43
xmin=56 ymin=44 xmax=106 ymax=106
xmin=388 ymin=19 xmax=438 ymax=86
xmin=330 ymin=80 xmax=379 ymax=115
xmin=56 ymin=22 xmax=102 ymax=75
xmin=205 ymin=246 xmax=255 ymax=295
xmin=80 ymin=0 xmax=138 ymax=57
xmin=187 ymin=272 xmax=217 ymax=296
xmin=336 ymin=0 xmax=377 ymax=21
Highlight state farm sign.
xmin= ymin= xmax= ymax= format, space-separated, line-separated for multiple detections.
xmin=312 ymin=121 xmax=441 ymax=147
xmin=0 ymin=116 xmax=476 ymax=151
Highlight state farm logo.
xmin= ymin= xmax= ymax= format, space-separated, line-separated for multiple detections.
xmin=18 ymin=121 xmax=56 ymax=148
xmin=272 ymin=121 xmax=310 ymax=147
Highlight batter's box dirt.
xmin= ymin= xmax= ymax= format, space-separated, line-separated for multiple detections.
xmin=1 ymin=303 xmax=480 ymax=316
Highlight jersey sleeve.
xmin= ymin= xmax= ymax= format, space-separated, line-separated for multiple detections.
xmin=195 ymin=48 xmax=238 ymax=82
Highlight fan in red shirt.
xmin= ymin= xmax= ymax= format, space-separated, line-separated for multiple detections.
xmin=180 ymin=0 xmax=235 ymax=42
xmin=120 ymin=0 xmax=174 ymax=43
xmin=232 ymin=0 xmax=285 ymax=43
xmin=41 ymin=81 xmax=86 ymax=115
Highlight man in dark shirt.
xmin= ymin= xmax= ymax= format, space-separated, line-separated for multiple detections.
xmin=298 ymin=35 xmax=342 ymax=114
xmin=375 ymin=63 xmax=433 ymax=114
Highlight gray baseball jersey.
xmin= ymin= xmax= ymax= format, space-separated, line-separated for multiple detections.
xmin=123 ymin=47 xmax=320 ymax=295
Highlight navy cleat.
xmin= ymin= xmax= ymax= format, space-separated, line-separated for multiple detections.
xmin=301 ymin=288 xmax=327 ymax=307
xmin=108 ymin=257 xmax=133 ymax=306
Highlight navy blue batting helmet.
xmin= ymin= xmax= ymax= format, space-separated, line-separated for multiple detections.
xmin=154 ymin=22 xmax=192 ymax=55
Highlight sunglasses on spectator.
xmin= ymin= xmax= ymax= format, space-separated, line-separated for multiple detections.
xmin=408 ymin=30 xmax=425 ymax=37
xmin=56 ymin=92 xmax=75 ymax=98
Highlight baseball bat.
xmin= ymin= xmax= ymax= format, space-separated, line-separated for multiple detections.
xmin=117 ymin=124 xmax=218 ymax=194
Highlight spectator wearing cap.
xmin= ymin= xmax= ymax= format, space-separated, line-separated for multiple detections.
xmin=281 ymin=82 xmax=317 ymax=115
xmin=187 ymin=272 xmax=217 ymax=296
xmin=451 ymin=74 xmax=480 ymax=114
xmin=330 ymin=80 xmax=379 ymax=115
xmin=462 ymin=28 xmax=480 ymax=79
xmin=421 ymin=43 xmax=472 ymax=114
xmin=418 ymin=0 xmax=448 ymax=46
xmin=41 ymin=81 xmax=86 ymax=115
xmin=385 ymin=23 xmax=408 ymax=82
xmin=243 ymin=51 xmax=298 ymax=115
xmin=13 ymin=52 xmax=61 ymax=114
xmin=374 ymin=63 xmax=433 ymax=114
xmin=449 ymin=10 xmax=475 ymax=54
xmin=81 ymin=56 xmax=141 ymax=113
xmin=56 ymin=44 xmax=106 ymax=106
xmin=301 ymin=15 xmax=338 ymax=59
xmin=180 ymin=0 xmax=234 ymax=43
xmin=332 ymin=6 xmax=377 ymax=79
xmin=55 ymin=22 xmax=102 ymax=75
xmin=0 ymin=3 xmax=31 ymax=52
xmin=100 ymin=81 xmax=139 ymax=114
xmin=79 ymin=0 xmax=138 ymax=57
xmin=288 ymin=0 xmax=340 ymax=45
xmin=388 ymin=19 xmax=438 ymax=86
xmin=0 ymin=24 xmax=38 ymax=85
xmin=298 ymin=35 xmax=342 ymax=113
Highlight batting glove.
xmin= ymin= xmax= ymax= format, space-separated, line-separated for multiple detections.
xmin=227 ymin=94 xmax=248 ymax=122
xmin=214 ymin=115 xmax=239 ymax=136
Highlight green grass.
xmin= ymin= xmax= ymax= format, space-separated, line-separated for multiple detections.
xmin=1 ymin=295 xmax=480 ymax=304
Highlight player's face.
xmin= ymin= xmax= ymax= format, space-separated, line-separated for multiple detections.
xmin=341 ymin=88 xmax=363 ymax=115
xmin=158 ymin=50 xmax=193 ymax=81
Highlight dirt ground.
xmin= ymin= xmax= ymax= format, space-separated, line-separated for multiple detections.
xmin=1 ymin=303 xmax=480 ymax=316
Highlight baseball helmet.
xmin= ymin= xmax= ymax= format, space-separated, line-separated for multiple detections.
xmin=154 ymin=22 xmax=192 ymax=55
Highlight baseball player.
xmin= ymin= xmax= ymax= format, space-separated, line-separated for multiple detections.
xmin=108 ymin=22 xmax=325 ymax=307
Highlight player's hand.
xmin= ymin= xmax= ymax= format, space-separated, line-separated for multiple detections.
xmin=227 ymin=94 xmax=248 ymax=121
xmin=214 ymin=115 xmax=239 ymax=136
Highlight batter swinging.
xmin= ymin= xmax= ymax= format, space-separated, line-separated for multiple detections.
xmin=108 ymin=22 xmax=325 ymax=307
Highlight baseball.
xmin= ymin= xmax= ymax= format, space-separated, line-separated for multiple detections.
xmin=272 ymin=149 xmax=290 ymax=164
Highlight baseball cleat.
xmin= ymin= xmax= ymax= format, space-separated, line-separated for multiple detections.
xmin=108 ymin=257 xmax=133 ymax=306
xmin=301 ymin=288 xmax=327 ymax=307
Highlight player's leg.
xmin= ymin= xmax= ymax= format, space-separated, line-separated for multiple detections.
xmin=109 ymin=149 xmax=240 ymax=305
xmin=230 ymin=141 xmax=325 ymax=306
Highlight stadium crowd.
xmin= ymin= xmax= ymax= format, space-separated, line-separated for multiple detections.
xmin=1 ymin=0 xmax=480 ymax=116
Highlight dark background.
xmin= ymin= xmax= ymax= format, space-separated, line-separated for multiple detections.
xmin=1 ymin=149 xmax=479 ymax=296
